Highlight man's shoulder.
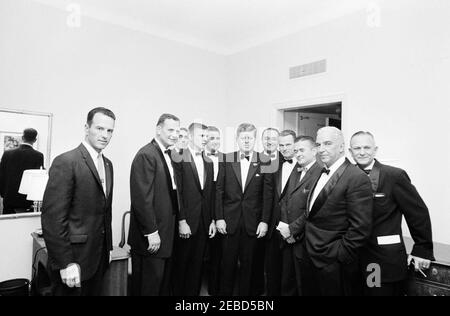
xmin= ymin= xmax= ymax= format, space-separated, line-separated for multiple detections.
xmin=378 ymin=162 xmax=405 ymax=177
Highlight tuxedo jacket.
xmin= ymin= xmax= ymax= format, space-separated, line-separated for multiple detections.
xmin=173 ymin=149 xmax=214 ymax=235
xmin=0 ymin=144 xmax=44 ymax=211
xmin=360 ymin=160 xmax=435 ymax=282
xmin=41 ymin=144 xmax=113 ymax=281
xmin=128 ymin=139 xmax=178 ymax=258
xmin=302 ymin=159 xmax=373 ymax=268
xmin=215 ymin=152 xmax=273 ymax=236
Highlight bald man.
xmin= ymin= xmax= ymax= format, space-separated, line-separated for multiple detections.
xmin=298 ymin=127 xmax=373 ymax=296
xmin=349 ymin=131 xmax=434 ymax=296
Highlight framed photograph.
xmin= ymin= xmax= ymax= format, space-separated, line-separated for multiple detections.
xmin=0 ymin=131 xmax=39 ymax=154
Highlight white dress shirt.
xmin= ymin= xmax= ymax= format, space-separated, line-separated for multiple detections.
xmin=299 ymin=160 xmax=317 ymax=182
xmin=155 ymin=138 xmax=177 ymax=190
xmin=309 ymin=156 xmax=346 ymax=211
xmin=189 ymin=146 xmax=205 ymax=190
xmin=365 ymin=160 xmax=376 ymax=173
xmin=206 ymin=151 xmax=219 ymax=182
xmin=240 ymin=151 xmax=254 ymax=193
xmin=281 ymin=158 xmax=296 ymax=192
xmin=82 ymin=141 xmax=106 ymax=194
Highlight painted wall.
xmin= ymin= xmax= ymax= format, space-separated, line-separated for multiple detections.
xmin=0 ymin=0 xmax=227 ymax=281
xmin=225 ymin=0 xmax=450 ymax=244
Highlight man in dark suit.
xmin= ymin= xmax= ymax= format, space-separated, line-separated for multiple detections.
xmin=0 ymin=128 xmax=44 ymax=214
xmin=349 ymin=131 xmax=435 ymax=296
xmin=172 ymin=122 xmax=217 ymax=296
xmin=205 ymin=126 xmax=224 ymax=295
xmin=128 ymin=113 xmax=180 ymax=296
xmin=265 ymin=130 xmax=301 ymax=296
xmin=41 ymin=107 xmax=116 ymax=296
xmin=277 ymin=136 xmax=323 ymax=294
xmin=297 ymin=127 xmax=373 ymax=296
xmin=216 ymin=123 xmax=273 ymax=296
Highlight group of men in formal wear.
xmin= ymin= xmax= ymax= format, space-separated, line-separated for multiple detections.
xmin=39 ymin=107 xmax=435 ymax=296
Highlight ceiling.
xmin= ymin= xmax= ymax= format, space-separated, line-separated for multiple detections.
xmin=32 ymin=0 xmax=376 ymax=55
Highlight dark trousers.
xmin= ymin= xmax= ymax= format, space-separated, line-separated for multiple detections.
xmin=364 ymin=280 xmax=405 ymax=296
xmin=266 ymin=234 xmax=298 ymax=296
xmin=251 ymin=237 xmax=266 ymax=296
xmin=131 ymin=253 xmax=173 ymax=296
xmin=207 ymin=234 xmax=223 ymax=296
xmin=50 ymin=249 xmax=108 ymax=296
xmin=173 ymin=220 xmax=208 ymax=296
xmin=219 ymin=219 xmax=258 ymax=296
xmin=299 ymin=250 xmax=361 ymax=296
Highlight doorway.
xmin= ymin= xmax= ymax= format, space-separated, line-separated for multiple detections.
xmin=282 ymin=102 xmax=342 ymax=138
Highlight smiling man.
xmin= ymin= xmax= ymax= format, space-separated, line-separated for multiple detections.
xmin=349 ymin=131 xmax=434 ymax=296
xmin=128 ymin=113 xmax=181 ymax=296
xmin=41 ymin=107 xmax=116 ymax=296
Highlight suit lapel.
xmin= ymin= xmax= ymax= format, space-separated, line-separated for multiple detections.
xmin=308 ymin=159 xmax=350 ymax=218
xmin=151 ymin=139 xmax=174 ymax=191
xmin=187 ymin=150 xmax=202 ymax=192
xmin=292 ymin=162 xmax=320 ymax=194
xmin=78 ymin=144 xmax=104 ymax=195
xmin=280 ymin=163 xmax=300 ymax=200
xmin=231 ymin=152 xmax=243 ymax=191
xmin=369 ymin=160 xmax=381 ymax=193
xmin=244 ymin=153 xmax=259 ymax=192
xmin=105 ymin=158 xmax=113 ymax=199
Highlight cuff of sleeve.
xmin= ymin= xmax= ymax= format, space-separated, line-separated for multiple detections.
xmin=411 ymin=245 xmax=435 ymax=261
xmin=145 ymin=230 xmax=159 ymax=238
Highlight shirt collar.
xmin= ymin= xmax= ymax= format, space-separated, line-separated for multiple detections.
xmin=82 ymin=140 xmax=102 ymax=163
xmin=240 ymin=151 xmax=254 ymax=161
xmin=365 ymin=160 xmax=376 ymax=170
xmin=188 ymin=144 xmax=203 ymax=156
xmin=326 ymin=156 xmax=346 ymax=174
xmin=21 ymin=143 xmax=33 ymax=148
xmin=303 ymin=160 xmax=317 ymax=172
xmin=155 ymin=138 xmax=169 ymax=154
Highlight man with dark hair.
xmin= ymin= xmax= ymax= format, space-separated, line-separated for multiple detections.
xmin=0 ymin=128 xmax=44 ymax=214
xmin=175 ymin=127 xmax=189 ymax=154
xmin=349 ymin=131 xmax=434 ymax=296
xmin=277 ymin=135 xmax=323 ymax=294
xmin=216 ymin=123 xmax=273 ymax=296
xmin=172 ymin=122 xmax=216 ymax=296
xmin=128 ymin=113 xmax=180 ymax=296
xmin=41 ymin=107 xmax=116 ymax=296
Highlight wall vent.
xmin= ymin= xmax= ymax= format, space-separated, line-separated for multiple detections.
xmin=289 ymin=59 xmax=327 ymax=79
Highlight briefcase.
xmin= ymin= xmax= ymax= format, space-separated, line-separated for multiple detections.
xmin=101 ymin=211 xmax=131 ymax=296
xmin=405 ymin=261 xmax=450 ymax=296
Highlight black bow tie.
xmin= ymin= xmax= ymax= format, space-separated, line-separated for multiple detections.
xmin=207 ymin=151 xmax=218 ymax=157
xmin=241 ymin=154 xmax=251 ymax=161
xmin=363 ymin=169 xmax=371 ymax=175
xmin=283 ymin=158 xmax=293 ymax=164
xmin=321 ymin=167 xmax=330 ymax=175
xmin=164 ymin=149 xmax=171 ymax=155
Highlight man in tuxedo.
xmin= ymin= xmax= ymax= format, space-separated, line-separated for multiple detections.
xmin=216 ymin=123 xmax=273 ymax=296
xmin=128 ymin=113 xmax=180 ymax=296
xmin=205 ymin=126 xmax=224 ymax=295
xmin=298 ymin=127 xmax=373 ymax=296
xmin=41 ymin=107 xmax=116 ymax=296
xmin=277 ymin=136 xmax=323 ymax=294
xmin=265 ymin=130 xmax=302 ymax=296
xmin=0 ymin=128 xmax=44 ymax=214
xmin=349 ymin=131 xmax=435 ymax=296
xmin=172 ymin=123 xmax=217 ymax=296
xmin=174 ymin=127 xmax=189 ymax=154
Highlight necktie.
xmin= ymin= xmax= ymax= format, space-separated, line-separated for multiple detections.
xmin=321 ymin=167 xmax=330 ymax=175
xmin=97 ymin=153 xmax=106 ymax=195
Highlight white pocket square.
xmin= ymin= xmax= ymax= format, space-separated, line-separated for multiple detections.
xmin=255 ymin=174 xmax=260 ymax=177
xmin=374 ymin=193 xmax=386 ymax=198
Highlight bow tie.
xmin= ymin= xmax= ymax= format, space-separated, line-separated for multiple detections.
xmin=207 ymin=151 xmax=218 ymax=157
xmin=321 ymin=167 xmax=330 ymax=175
xmin=283 ymin=158 xmax=293 ymax=164
xmin=240 ymin=154 xmax=251 ymax=161
xmin=164 ymin=149 xmax=171 ymax=155
xmin=194 ymin=151 xmax=203 ymax=156
xmin=363 ymin=169 xmax=371 ymax=175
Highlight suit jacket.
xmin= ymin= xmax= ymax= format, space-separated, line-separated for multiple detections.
xmin=0 ymin=145 xmax=44 ymax=211
xmin=173 ymin=149 xmax=214 ymax=234
xmin=128 ymin=139 xmax=178 ymax=258
xmin=215 ymin=152 xmax=273 ymax=236
xmin=302 ymin=159 xmax=373 ymax=268
xmin=41 ymin=144 xmax=113 ymax=281
xmin=360 ymin=160 xmax=435 ymax=282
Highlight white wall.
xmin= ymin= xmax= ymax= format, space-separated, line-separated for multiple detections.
xmin=226 ymin=0 xmax=450 ymax=244
xmin=0 ymin=0 xmax=227 ymax=282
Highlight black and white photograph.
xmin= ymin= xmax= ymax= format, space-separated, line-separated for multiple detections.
xmin=0 ymin=0 xmax=449 ymax=300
